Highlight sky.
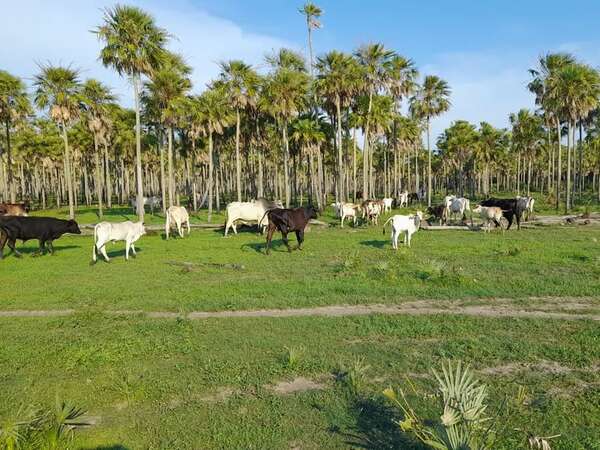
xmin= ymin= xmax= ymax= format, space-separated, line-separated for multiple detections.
xmin=2 ymin=0 xmax=600 ymax=142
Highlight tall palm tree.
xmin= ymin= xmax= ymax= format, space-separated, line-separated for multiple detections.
xmin=218 ymin=60 xmax=258 ymax=201
xmin=34 ymin=64 xmax=81 ymax=219
xmin=81 ymin=79 xmax=116 ymax=218
xmin=94 ymin=5 xmax=169 ymax=221
xmin=410 ymin=75 xmax=450 ymax=206
xmin=290 ymin=117 xmax=325 ymax=206
xmin=193 ymin=88 xmax=232 ymax=222
xmin=528 ymin=53 xmax=576 ymax=209
xmin=355 ymin=43 xmax=395 ymax=199
xmin=509 ymin=110 xmax=543 ymax=196
xmin=299 ymin=2 xmax=322 ymax=78
xmin=144 ymin=52 xmax=192 ymax=208
xmin=316 ymin=51 xmax=360 ymax=201
xmin=262 ymin=58 xmax=309 ymax=207
xmin=0 ymin=70 xmax=31 ymax=202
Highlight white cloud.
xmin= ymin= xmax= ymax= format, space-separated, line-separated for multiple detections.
xmin=0 ymin=0 xmax=292 ymax=104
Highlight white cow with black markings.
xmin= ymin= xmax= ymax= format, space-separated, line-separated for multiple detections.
xmin=93 ymin=221 xmax=146 ymax=262
xmin=382 ymin=211 xmax=423 ymax=248
xmin=165 ymin=206 xmax=190 ymax=239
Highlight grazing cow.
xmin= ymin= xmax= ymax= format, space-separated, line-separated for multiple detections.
xmin=516 ymin=196 xmax=535 ymax=221
xmin=426 ymin=204 xmax=448 ymax=226
xmin=408 ymin=192 xmax=420 ymax=205
xmin=473 ymin=205 xmax=504 ymax=233
xmin=263 ymin=206 xmax=318 ymax=255
xmin=0 ymin=216 xmax=81 ymax=259
xmin=397 ymin=191 xmax=409 ymax=208
xmin=165 ymin=206 xmax=190 ymax=239
xmin=224 ymin=198 xmax=283 ymax=236
xmin=444 ymin=195 xmax=471 ymax=223
xmin=92 ymin=221 xmax=146 ymax=262
xmin=480 ymin=198 xmax=523 ymax=230
xmin=382 ymin=198 xmax=394 ymax=213
xmin=130 ymin=196 xmax=162 ymax=214
xmin=361 ymin=200 xmax=383 ymax=225
xmin=382 ymin=211 xmax=423 ymax=249
xmin=0 ymin=202 xmax=30 ymax=216
xmin=332 ymin=202 xmax=360 ymax=228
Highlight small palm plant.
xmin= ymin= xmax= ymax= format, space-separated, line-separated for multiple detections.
xmin=383 ymin=361 xmax=496 ymax=450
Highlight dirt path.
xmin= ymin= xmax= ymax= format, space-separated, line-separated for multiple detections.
xmin=1 ymin=297 xmax=599 ymax=321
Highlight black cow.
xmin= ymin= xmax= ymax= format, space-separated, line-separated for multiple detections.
xmin=408 ymin=192 xmax=420 ymax=205
xmin=262 ymin=206 xmax=318 ymax=255
xmin=479 ymin=198 xmax=524 ymax=230
xmin=426 ymin=204 xmax=447 ymax=226
xmin=0 ymin=216 xmax=81 ymax=259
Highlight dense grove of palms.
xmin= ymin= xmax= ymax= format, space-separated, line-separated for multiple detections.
xmin=1 ymin=4 xmax=600 ymax=221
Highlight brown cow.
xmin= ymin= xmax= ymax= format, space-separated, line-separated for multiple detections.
xmin=262 ymin=206 xmax=318 ymax=255
xmin=0 ymin=202 xmax=29 ymax=217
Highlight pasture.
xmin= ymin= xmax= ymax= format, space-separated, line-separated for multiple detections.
xmin=1 ymin=206 xmax=600 ymax=449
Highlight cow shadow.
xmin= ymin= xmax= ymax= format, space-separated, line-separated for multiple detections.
xmin=9 ymin=245 xmax=80 ymax=256
xmin=334 ymin=396 xmax=426 ymax=450
xmin=80 ymin=446 xmax=131 ymax=450
xmin=360 ymin=240 xmax=387 ymax=249
xmin=243 ymin=240 xmax=295 ymax=254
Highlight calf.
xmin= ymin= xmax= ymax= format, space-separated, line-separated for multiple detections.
xmin=397 ymin=191 xmax=409 ymax=208
xmin=426 ymin=204 xmax=448 ymax=226
xmin=0 ymin=202 xmax=30 ymax=216
xmin=165 ymin=206 xmax=190 ymax=239
xmin=473 ymin=205 xmax=504 ymax=233
xmin=92 ymin=221 xmax=146 ymax=262
xmin=0 ymin=216 xmax=81 ymax=259
xmin=382 ymin=211 xmax=423 ymax=248
xmin=332 ymin=202 xmax=360 ymax=228
xmin=361 ymin=200 xmax=383 ymax=225
xmin=382 ymin=198 xmax=394 ymax=213
xmin=480 ymin=198 xmax=523 ymax=230
xmin=262 ymin=206 xmax=318 ymax=255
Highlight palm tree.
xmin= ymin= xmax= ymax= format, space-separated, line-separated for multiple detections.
xmin=316 ymin=51 xmax=360 ymax=201
xmin=0 ymin=70 xmax=31 ymax=202
xmin=290 ymin=117 xmax=325 ymax=207
xmin=81 ymin=79 xmax=116 ymax=218
xmin=299 ymin=2 xmax=322 ymax=78
xmin=528 ymin=53 xmax=576 ymax=209
xmin=263 ymin=57 xmax=309 ymax=207
xmin=218 ymin=60 xmax=258 ymax=201
xmin=509 ymin=110 xmax=543 ymax=196
xmin=193 ymin=88 xmax=232 ymax=222
xmin=410 ymin=75 xmax=450 ymax=206
xmin=144 ymin=52 xmax=192 ymax=208
xmin=34 ymin=64 xmax=81 ymax=219
xmin=477 ymin=122 xmax=505 ymax=196
xmin=94 ymin=5 xmax=169 ymax=221
xmin=355 ymin=43 xmax=395 ymax=199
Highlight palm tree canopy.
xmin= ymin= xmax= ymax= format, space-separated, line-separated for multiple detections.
xmin=410 ymin=75 xmax=451 ymax=121
xmin=315 ymin=51 xmax=362 ymax=109
xmin=354 ymin=43 xmax=396 ymax=91
xmin=217 ymin=60 xmax=260 ymax=111
xmin=33 ymin=64 xmax=81 ymax=125
xmin=94 ymin=5 xmax=169 ymax=77
xmin=290 ymin=117 xmax=325 ymax=149
xmin=266 ymin=48 xmax=307 ymax=72
xmin=299 ymin=2 xmax=323 ymax=29
xmin=0 ymin=70 xmax=31 ymax=125
xmin=387 ymin=55 xmax=418 ymax=104
xmin=549 ymin=62 xmax=600 ymax=123
xmin=262 ymin=68 xmax=309 ymax=122
xmin=193 ymin=86 xmax=233 ymax=136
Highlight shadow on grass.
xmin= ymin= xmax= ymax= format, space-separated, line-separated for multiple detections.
xmin=360 ymin=240 xmax=387 ymax=249
xmin=80 ymin=446 xmax=131 ymax=450
xmin=339 ymin=396 xmax=426 ymax=450
xmin=8 ymin=245 xmax=80 ymax=256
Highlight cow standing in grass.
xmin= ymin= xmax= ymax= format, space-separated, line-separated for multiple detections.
xmin=0 ymin=202 xmax=30 ymax=216
xmin=165 ymin=206 xmax=190 ymax=239
xmin=263 ymin=206 xmax=318 ymax=255
xmin=93 ymin=221 xmax=146 ymax=262
xmin=0 ymin=216 xmax=81 ymax=259
xmin=382 ymin=211 xmax=423 ymax=248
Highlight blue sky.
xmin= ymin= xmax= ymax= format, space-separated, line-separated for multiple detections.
xmin=2 ymin=0 xmax=600 ymax=140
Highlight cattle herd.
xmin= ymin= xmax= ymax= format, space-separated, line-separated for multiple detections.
xmin=0 ymin=192 xmax=535 ymax=260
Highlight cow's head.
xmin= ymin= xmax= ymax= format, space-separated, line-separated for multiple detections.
xmin=67 ymin=220 xmax=82 ymax=234
xmin=307 ymin=205 xmax=318 ymax=220
xmin=137 ymin=222 xmax=147 ymax=236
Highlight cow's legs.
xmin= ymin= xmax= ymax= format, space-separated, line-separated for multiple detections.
xmin=47 ymin=240 xmax=55 ymax=255
xmin=177 ymin=220 xmax=184 ymax=238
xmin=7 ymin=239 xmax=21 ymax=257
xmin=0 ymin=231 xmax=7 ymax=259
xmin=125 ymin=240 xmax=131 ymax=260
xmin=265 ymin=225 xmax=275 ymax=255
xmin=32 ymin=239 xmax=45 ymax=256
xmin=391 ymin=230 xmax=398 ymax=250
xmin=99 ymin=243 xmax=110 ymax=262
xmin=186 ymin=219 xmax=191 ymax=235
xmin=282 ymin=232 xmax=291 ymax=252
xmin=295 ymin=230 xmax=304 ymax=250
xmin=130 ymin=242 xmax=137 ymax=257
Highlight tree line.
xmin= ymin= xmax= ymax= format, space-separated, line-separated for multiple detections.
xmin=1 ymin=3 xmax=600 ymax=222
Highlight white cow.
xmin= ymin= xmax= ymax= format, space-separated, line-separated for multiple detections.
xmin=382 ymin=198 xmax=394 ymax=213
xmin=165 ymin=206 xmax=190 ymax=239
xmin=397 ymin=191 xmax=409 ymax=208
xmin=224 ymin=198 xmax=283 ymax=236
xmin=444 ymin=195 xmax=471 ymax=223
xmin=382 ymin=211 xmax=423 ymax=248
xmin=332 ymin=202 xmax=360 ymax=228
xmin=362 ymin=200 xmax=383 ymax=225
xmin=473 ymin=205 xmax=504 ymax=233
xmin=130 ymin=196 xmax=162 ymax=214
xmin=516 ymin=196 xmax=535 ymax=221
xmin=92 ymin=221 xmax=146 ymax=262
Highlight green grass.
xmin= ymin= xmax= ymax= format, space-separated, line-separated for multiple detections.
xmin=1 ymin=205 xmax=600 ymax=448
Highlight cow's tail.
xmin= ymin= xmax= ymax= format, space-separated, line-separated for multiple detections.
xmin=259 ymin=209 xmax=271 ymax=230
xmin=382 ymin=216 xmax=394 ymax=235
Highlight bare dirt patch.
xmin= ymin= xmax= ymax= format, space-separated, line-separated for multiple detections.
xmin=268 ymin=377 xmax=325 ymax=395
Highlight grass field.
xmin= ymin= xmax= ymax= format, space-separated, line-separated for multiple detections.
xmin=1 ymin=205 xmax=600 ymax=449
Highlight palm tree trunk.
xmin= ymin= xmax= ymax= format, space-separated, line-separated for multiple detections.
xmin=94 ymin=134 xmax=103 ymax=218
xmin=335 ymin=96 xmax=343 ymax=202
xmin=207 ymin=130 xmax=214 ymax=223
xmin=103 ymin=143 xmax=112 ymax=208
xmin=60 ymin=121 xmax=75 ymax=219
xmin=566 ymin=120 xmax=573 ymax=212
xmin=426 ymin=118 xmax=432 ymax=207
xmin=352 ymin=128 xmax=357 ymax=203
xmin=283 ymin=120 xmax=291 ymax=207
xmin=363 ymin=90 xmax=373 ymax=200
xmin=132 ymin=74 xmax=145 ymax=221
xmin=5 ymin=119 xmax=16 ymax=203
xmin=235 ymin=108 xmax=242 ymax=201
xmin=167 ymin=126 xmax=174 ymax=208
xmin=556 ymin=122 xmax=561 ymax=210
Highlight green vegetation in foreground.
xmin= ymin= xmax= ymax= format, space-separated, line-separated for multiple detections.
xmin=1 ymin=206 xmax=599 ymax=311
xmin=0 ymin=313 xmax=598 ymax=449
